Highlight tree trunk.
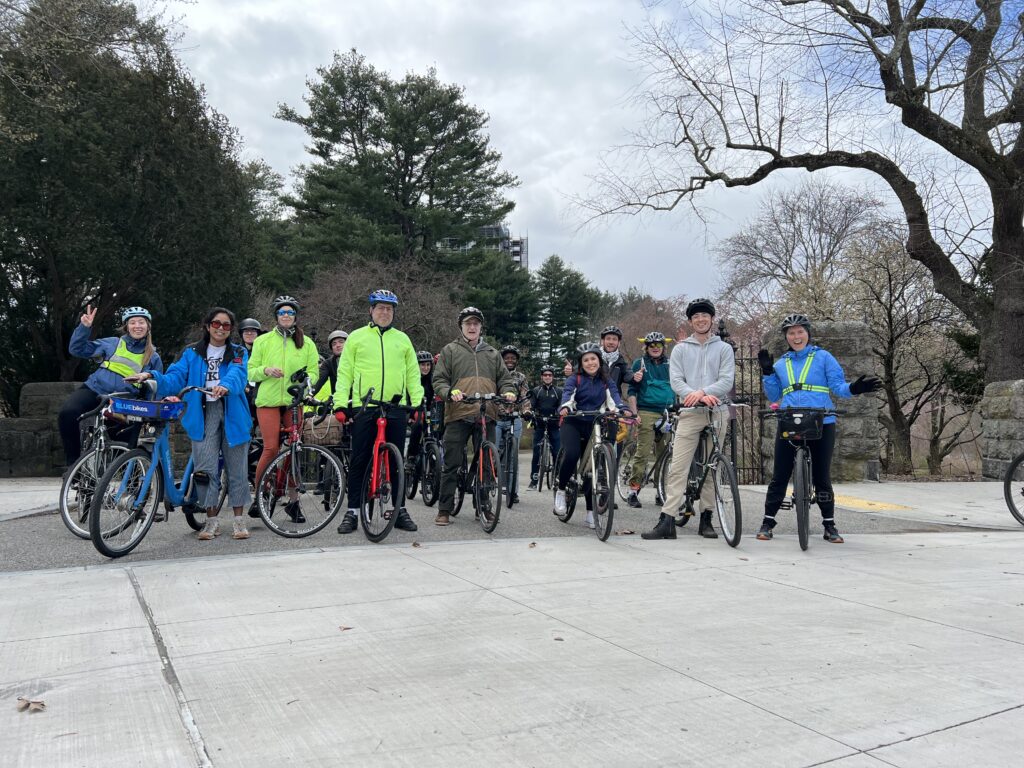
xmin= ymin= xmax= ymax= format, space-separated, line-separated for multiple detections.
xmin=887 ymin=425 xmax=913 ymax=475
xmin=926 ymin=405 xmax=944 ymax=476
xmin=979 ymin=193 xmax=1024 ymax=381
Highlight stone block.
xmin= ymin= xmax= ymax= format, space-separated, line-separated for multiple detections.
xmin=19 ymin=381 xmax=82 ymax=419
xmin=0 ymin=418 xmax=53 ymax=475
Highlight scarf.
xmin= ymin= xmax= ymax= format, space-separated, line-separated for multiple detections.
xmin=602 ymin=349 xmax=620 ymax=368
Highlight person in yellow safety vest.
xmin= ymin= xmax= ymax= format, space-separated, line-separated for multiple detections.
xmin=58 ymin=305 xmax=163 ymax=468
xmin=247 ymin=295 xmax=320 ymax=523
xmin=306 ymin=330 xmax=348 ymax=415
xmin=334 ymin=289 xmax=423 ymax=535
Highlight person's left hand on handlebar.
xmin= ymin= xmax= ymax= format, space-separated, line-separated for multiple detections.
xmin=849 ymin=374 xmax=882 ymax=395
xmin=208 ymin=386 xmax=228 ymax=400
xmin=700 ymin=394 xmax=721 ymax=407
xmin=683 ymin=389 xmax=706 ymax=407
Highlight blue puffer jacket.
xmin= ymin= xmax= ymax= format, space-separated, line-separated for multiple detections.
xmin=762 ymin=345 xmax=852 ymax=425
xmin=561 ymin=371 xmax=627 ymax=416
xmin=69 ymin=323 xmax=163 ymax=396
xmin=152 ymin=343 xmax=251 ymax=447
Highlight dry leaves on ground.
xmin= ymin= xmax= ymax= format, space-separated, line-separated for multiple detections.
xmin=16 ymin=697 xmax=45 ymax=713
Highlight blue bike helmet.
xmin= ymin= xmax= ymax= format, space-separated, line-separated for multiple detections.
xmin=369 ymin=289 xmax=398 ymax=306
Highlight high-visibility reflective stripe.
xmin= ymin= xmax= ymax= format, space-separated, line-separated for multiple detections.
xmin=782 ymin=352 xmax=830 ymax=395
xmin=99 ymin=339 xmax=145 ymax=378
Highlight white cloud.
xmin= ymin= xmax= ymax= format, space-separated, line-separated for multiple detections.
xmin=171 ymin=0 xmax=767 ymax=297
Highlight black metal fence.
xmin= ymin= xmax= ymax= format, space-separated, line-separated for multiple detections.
xmin=728 ymin=342 xmax=767 ymax=485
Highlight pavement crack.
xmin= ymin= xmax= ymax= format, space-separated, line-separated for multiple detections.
xmin=864 ymin=701 xmax=1024 ymax=753
xmin=127 ymin=568 xmax=213 ymax=768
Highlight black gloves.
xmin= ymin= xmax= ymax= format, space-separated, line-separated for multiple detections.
xmin=849 ymin=375 xmax=882 ymax=395
xmin=757 ymin=349 xmax=774 ymax=376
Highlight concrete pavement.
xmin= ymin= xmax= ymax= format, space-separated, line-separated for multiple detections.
xmin=3 ymin=473 xmax=1024 ymax=766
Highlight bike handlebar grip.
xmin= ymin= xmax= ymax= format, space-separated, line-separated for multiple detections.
xmin=286 ymin=384 xmax=303 ymax=398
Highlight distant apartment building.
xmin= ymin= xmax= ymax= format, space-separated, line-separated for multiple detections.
xmin=441 ymin=223 xmax=529 ymax=269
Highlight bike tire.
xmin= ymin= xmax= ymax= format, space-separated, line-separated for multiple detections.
xmin=60 ymin=443 xmax=130 ymax=539
xmin=553 ymin=447 xmax=576 ymax=523
xmin=591 ymin=444 xmax=616 ymax=541
xmin=474 ymin=441 xmax=502 ymax=533
xmin=538 ymin=439 xmax=551 ymax=493
xmin=258 ymin=445 xmax=345 ymax=538
xmin=711 ymin=454 xmax=742 ymax=547
xmin=1003 ymin=451 xmax=1024 ymax=527
xmin=452 ymin=455 xmax=467 ymax=516
xmin=616 ymin=441 xmax=637 ymax=501
xmin=89 ymin=449 xmax=163 ymax=558
xmin=421 ymin=442 xmax=441 ymax=507
xmin=405 ymin=454 xmax=421 ymax=501
xmin=360 ymin=442 xmax=404 ymax=543
xmin=503 ymin=436 xmax=517 ymax=508
xmin=654 ymin=446 xmax=672 ymax=504
xmin=794 ymin=450 xmax=811 ymax=551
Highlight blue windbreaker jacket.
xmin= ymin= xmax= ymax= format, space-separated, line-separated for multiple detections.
xmin=762 ymin=345 xmax=852 ymax=424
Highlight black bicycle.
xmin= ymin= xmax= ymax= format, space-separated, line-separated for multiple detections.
xmin=496 ymin=412 xmax=523 ymax=508
xmin=1003 ymin=447 xmax=1024 ymax=527
xmin=405 ymin=402 xmax=441 ymax=506
xmin=553 ymin=408 xmax=621 ymax=541
xmin=760 ymin=406 xmax=840 ymax=551
xmin=531 ymin=415 xmax=558 ymax=492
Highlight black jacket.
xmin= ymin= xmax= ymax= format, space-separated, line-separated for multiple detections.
xmin=530 ymin=383 xmax=561 ymax=416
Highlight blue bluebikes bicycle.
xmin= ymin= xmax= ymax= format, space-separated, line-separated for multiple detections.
xmin=89 ymin=386 xmax=221 ymax=558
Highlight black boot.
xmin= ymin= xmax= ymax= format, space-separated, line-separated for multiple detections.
xmin=336 ymin=510 xmax=357 ymax=534
xmin=284 ymin=501 xmax=305 ymax=524
xmin=698 ymin=510 xmax=718 ymax=538
xmin=395 ymin=507 xmax=418 ymax=532
xmin=641 ymin=512 xmax=677 ymax=540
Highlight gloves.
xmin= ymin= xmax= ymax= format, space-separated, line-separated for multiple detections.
xmin=757 ymin=349 xmax=774 ymax=376
xmin=849 ymin=375 xmax=882 ymax=395
xmin=333 ymin=410 xmax=347 ymax=424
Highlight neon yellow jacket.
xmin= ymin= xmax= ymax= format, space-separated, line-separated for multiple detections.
xmin=247 ymin=328 xmax=320 ymax=407
xmin=335 ymin=323 xmax=424 ymax=408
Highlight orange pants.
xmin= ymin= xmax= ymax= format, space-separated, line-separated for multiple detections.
xmin=255 ymin=407 xmax=302 ymax=483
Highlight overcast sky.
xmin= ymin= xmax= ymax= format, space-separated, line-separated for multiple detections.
xmin=172 ymin=0 xmax=770 ymax=298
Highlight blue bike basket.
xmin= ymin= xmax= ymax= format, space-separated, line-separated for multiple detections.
xmin=109 ymin=398 xmax=186 ymax=421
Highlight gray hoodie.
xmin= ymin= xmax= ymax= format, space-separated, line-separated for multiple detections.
xmin=669 ymin=334 xmax=735 ymax=407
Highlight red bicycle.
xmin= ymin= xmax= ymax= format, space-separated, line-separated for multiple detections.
xmin=358 ymin=389 xmax=417 ymax=542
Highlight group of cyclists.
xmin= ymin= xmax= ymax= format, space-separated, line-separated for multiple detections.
xmin=57 ymin=291 xmax=881 ymax=545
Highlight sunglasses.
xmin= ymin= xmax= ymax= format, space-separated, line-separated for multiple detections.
xmin=209 ymin=320 xmax=232 ymax=330
xmin=277 ymin=309 xmax=296 ymax=317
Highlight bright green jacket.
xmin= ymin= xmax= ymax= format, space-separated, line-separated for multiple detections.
xmin=335 ymin=323 xmax=424 ymax=408
xmin=247 ymin=328 xmax=320 ymax=407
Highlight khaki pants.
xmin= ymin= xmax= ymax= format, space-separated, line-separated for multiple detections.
xmin=661 ymin=410 xmax=728 ymax=513
xmin=627 ymin=409 xmax=669 ymax=488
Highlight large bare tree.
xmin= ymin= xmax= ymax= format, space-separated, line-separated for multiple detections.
xmin=584 ymin=0 xmax=1023 ymax=382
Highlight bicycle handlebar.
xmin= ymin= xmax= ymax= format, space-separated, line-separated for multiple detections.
xmin=759 ymin=406 xmax=845 ymax=417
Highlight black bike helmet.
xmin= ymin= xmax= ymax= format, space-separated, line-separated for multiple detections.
xmin=601 ymin=325 xmax=623 ymax=339
xmin=780 ymin=313 xmax=811 ymax=334
xmin=685 ymin=297 xmax=716 ymax=319
xmin=458 ymin=306 xmax=484 ymax=324
xmin=500 ymin=344 xmax=520 ymax=359
xmin=416 ymin=350 xmax=433 ymax=363
xmin=643 ymin=331 xmax=666 ymax=346
xmin=272 ymin=295 xmax=300 ymax=314
xmin=238 ymin=318 xmax=262 ymax=333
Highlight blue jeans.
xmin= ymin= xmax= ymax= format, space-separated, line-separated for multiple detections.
xmin=495 ymin=416 xmax=523 ymax=494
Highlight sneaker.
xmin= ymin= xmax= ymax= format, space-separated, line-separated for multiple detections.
xmin=232 ymin=518 xmax=249 ymax=540
xmin=527 ymin=476 xmax=538 ymax=490
xmin=584 ymin=511 xmax=595 ymax=529
xmin=510 ymin=493 xmax=520 ymax=504
xmin=823 ymin=523 xmax=845 ymax=544
xmin=395 ymin=507 xmax=418 ymax=532
xmin=627 ymin=491 xmax=642 ymax=509
xmin=434 ymin=513 xmax=451 ymax=526
xmin=197 ymin=519 xmax=221 ymax=540
xmin=247 ymin=501 xmax=261 ymax=519
xmin=336 ymin=510 xmax=358 ymax=534
xmin=554 ymin=490 xmax=567 ymax=515
xmin=284 ymin=501 xmax=306 ymax=524
xmin=756 ymin=521 xmax=774 ymax=541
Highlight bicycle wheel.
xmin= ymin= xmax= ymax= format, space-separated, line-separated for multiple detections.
xmin=405 ymin=452 xmax=421 ymax=501
xmin=538 ymin=439 xmax=551 ymax=492
xmin=711 ymin=454 xmax=742 ymax=547
xmin=258 ymin=444 xmax=345 ymax=538
xmin=421 ymin=442 xmax=441 ymax=507
xmin=616 ymin=441 xmax=637 ymax=501
xmin=183 ymin=468 xmax=227 ymax=531
xmin=794 ymin=449 xmax=811 ymax=551
xmin=360 ymin=442 xmax=404 ymax=543
xmin=1003 ymin=451 xmax=1024 ymax=526
xmin=591 ymin=444 xmax=616 ymax=541
xmin=89 ymin=449 xmax=163 ymax=558
xmin=503 ymin=436 xmax=517 ymax=508
xmin=553 ymin=448 xmax=576 ymax=523
xmin=654 ymin=446 xmax=672 ymax=504
xmin=452 ymin=455 xmax=467 ymax=516
xmin=60 ymin=443 xmax=129 ymax=539
xmin=474 ymin=441 xmax=502 ymax=533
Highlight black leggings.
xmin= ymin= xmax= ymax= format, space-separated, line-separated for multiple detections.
xmin=58 ymin=386 xmax=103 ymax=466
xmin=764 ymin=422 xmax=836 ymax=523
xmin=557 ymin=418 xmax=595 ymax=511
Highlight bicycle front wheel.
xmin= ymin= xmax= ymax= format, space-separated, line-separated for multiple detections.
xmin=89 ymin=449 xmax=163 ymax=558
xmin=711 ymin=454 xmax=742 ymax=547
xmin=361 ymin=442 xmax=404 ymax=543
xmin=538 ymin=440 xmax=551 ymax=492
xmin=591 ymin=444 xmax=616 ymax=541
xmin=553 ymin=448 xmax=576 ymax=523
xmin=258 ymin=445 xmax=345 ymax=538
xmin=474 ymin=441 xmax=502 ymax=533
xmin=503 ymin=438 xmax=518 ymax=508
xmin=60 ymin=443 xmax=129 ymax=539
xmin=421 ymin=442 xmax=441 ymax=507
xmin=616 ymin=441 xmax=637 ymax=501
xmin=1003 ymin=451 xmax=1024 ymax=527
xmin=794 ymin=449 xmax=811 ymax=551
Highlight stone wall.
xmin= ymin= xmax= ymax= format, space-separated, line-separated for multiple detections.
xmin=978 ymin=379 xmax=1024 ymax=479
xmin=0 ymin=382 xmax=80 ymax=476
xmin=759 ymin=321 xmax=880 ymax=482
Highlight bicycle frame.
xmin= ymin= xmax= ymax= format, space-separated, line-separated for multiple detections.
xmin=111 ymin=420 xmax=196 ymax=512
xmin=368 ymin=410 xmax=393 ymax=499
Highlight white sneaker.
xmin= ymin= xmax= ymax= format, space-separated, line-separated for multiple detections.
xmin=584 ymin=511 xmax=595 ymax=529
xmin=197 ymin=518 xmax=220 ymax=541
xmin=554 ymin=490 xmax=567 ymax=515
